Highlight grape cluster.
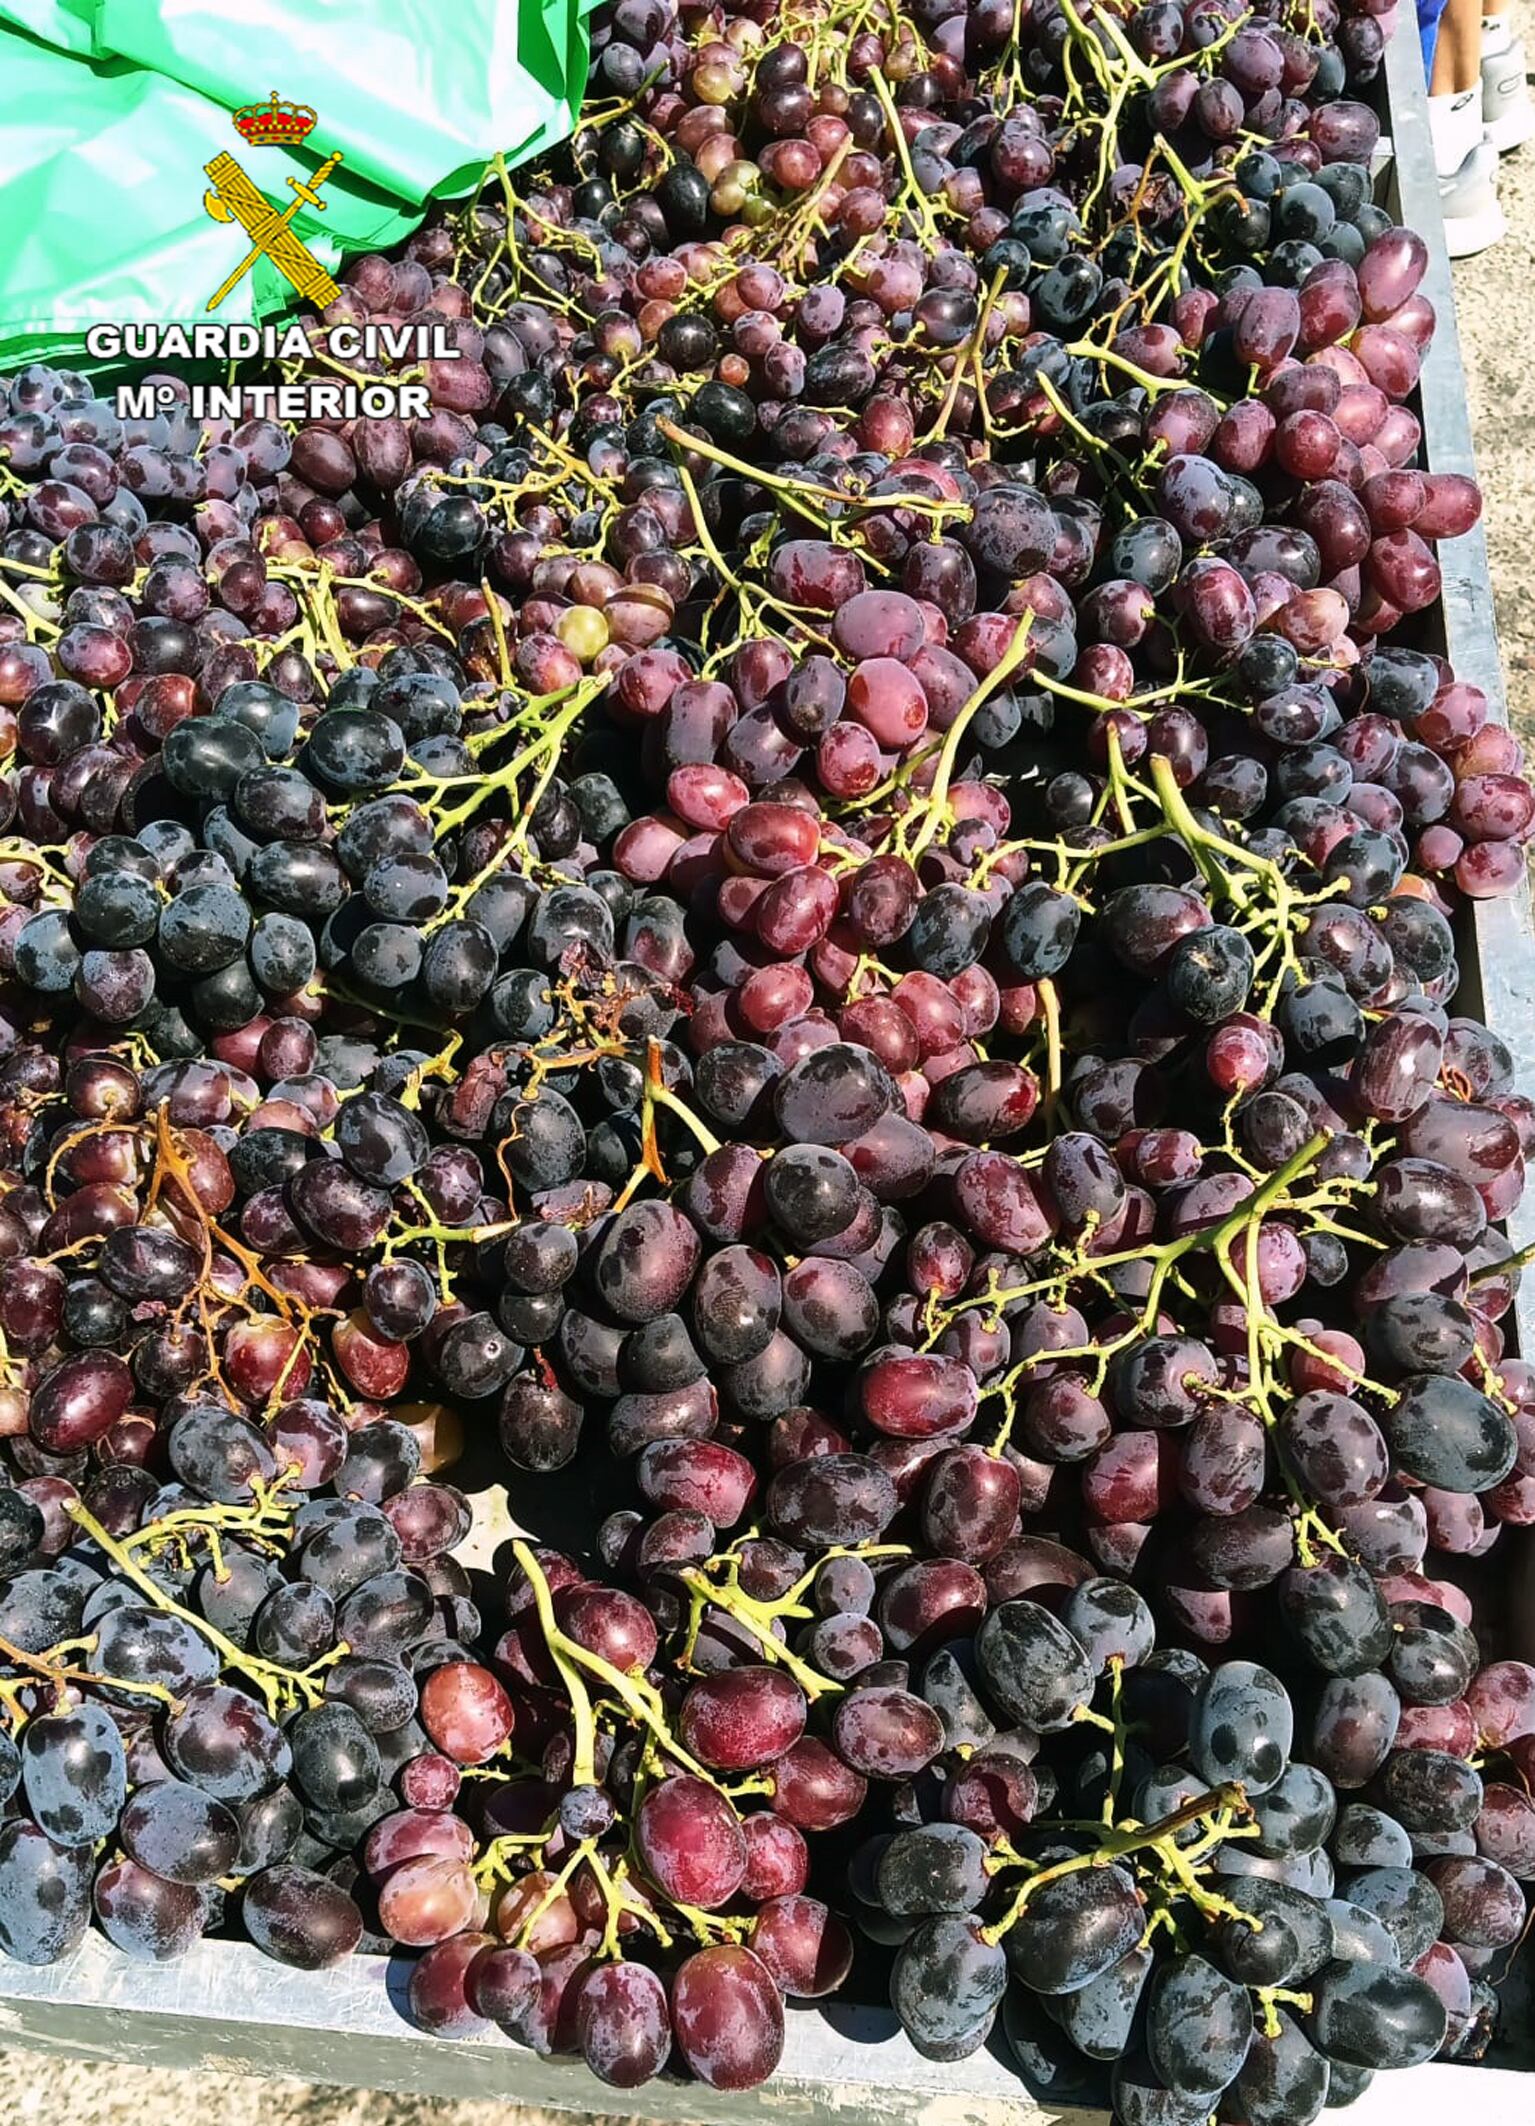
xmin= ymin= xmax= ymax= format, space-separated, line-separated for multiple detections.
xmin=0 ymin=0 xmax=1530 ymax=2104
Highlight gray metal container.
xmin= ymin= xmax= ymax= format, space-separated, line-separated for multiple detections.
xmin=0 ymin=15 xmax=1530 ymax=2122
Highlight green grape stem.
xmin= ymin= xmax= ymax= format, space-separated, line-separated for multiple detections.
xmin=62 ymin=1498 xmax=348 ymax=1717
xmin=511 ymin=1539 xmax=713 ymax=1783
xmin=981 ymin=1780 xmax=1251 ymax=1944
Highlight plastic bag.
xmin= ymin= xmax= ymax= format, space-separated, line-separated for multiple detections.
xmin=0 ymin=0 xmax=599 ymax=363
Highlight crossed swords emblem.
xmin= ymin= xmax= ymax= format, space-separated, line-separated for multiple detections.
xmin=202 ymin=147 xmax=345 ymax=313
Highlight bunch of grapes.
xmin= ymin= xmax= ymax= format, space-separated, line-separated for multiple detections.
xmin=0 ymin=0 xmax=1530 ymax=2105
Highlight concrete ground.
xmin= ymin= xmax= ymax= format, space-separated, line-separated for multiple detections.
xmin=0 ymin=2069 xmax=527 ymax=2126
xmin=1 ymin=49 xmax=1532 ymax=2126
xmin=1452 ymin=0 xmax=1535 ymax=727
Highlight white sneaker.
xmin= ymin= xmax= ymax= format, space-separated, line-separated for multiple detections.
xmin=1483 ymin=32 xmax=1535 ymax=153
xmin=1440 ymin=139 xmax=1508 ymax=256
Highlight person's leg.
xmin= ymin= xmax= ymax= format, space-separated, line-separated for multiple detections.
xmin=1431 ymin=0 xmax=1506 ymax=251
xmin=1432 ymin=0 xmax=1485 ymax=172
xmin=1432 ymin=0 xmax=1483 ymax=95
xmin=1482 ymin=0 xmax=1534 ymax=151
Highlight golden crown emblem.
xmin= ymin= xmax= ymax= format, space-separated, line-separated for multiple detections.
xmin=233 ymin=90 xmax=317 ymax=147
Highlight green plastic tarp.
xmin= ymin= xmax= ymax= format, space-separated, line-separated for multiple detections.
xmin=0 ymin=0 xmax=599 ymax=364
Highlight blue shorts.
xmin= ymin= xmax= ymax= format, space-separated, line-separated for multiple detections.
xmin=1419 ymin=0 xmax=1452 ymax=77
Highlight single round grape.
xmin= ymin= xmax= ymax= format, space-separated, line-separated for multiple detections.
xmin=1190 ymin=1661 xmax=1294 ymax=1795
xmin=671 ymin=1945 xmax=784 ymax=2089
xmin=120 ymin=1778 xmax=241 ymax=1885
xmin=419 ymin=1661 xmax=515 ymax=1764
xmin=976 ymin=1600 xmax=1094 ymax=1730
xmin=1306 ymin=1961 xmax=1446 ymax=2068
xmin=892 ymin=1915 xmax=1008 ymax=2060
xmin=94 ymin=1857 xmax=207 ymax=1963
xmin=163 ymin=1684 xmax=292 ymax=1800
xmin=1147 ymin=1954 xmax=1253 ymax=2099
xmin=243 ymin=1865 xmax=363 ymax=1969
xmin=636 ymin=1776 xmax=747 ymax=1909
xmin=1005 ymin=1864 xmax=1143 ymax=1994
xmin=678 ymin=1667 xmax=807 ymax=1771
xmin=1231 ymin=2010 xmax=1330 ymax=2126
xmin=876 ymin=1824 xmax=990 ymax=1918
xmin=574 ymin=1960 xmax=672 ymax=2088
xmin=750 ymin=1895 xmax=854 ymax=1998
xmin=0 ymin=1820 xmax=93 ymax=1964
xmin=21 ymin=1703 xmax=127 ymax=1847
xmin=1341 ymin=1865 xmax=1445 ymax=1963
